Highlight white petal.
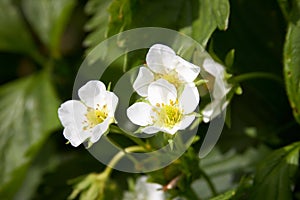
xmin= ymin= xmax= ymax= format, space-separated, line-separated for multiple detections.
xmin=133 ymin=67 xmax=154 ymax=97
xmin=90 ymin=117 xmax=111 ymax=143
xmin=136 ymin=176 xmax=164 ymax=200
xmin=63 ymin=127 xmax=90 ymax=147
xmin=213 ymin=77 xmax=231 ymax=100
xmin=202 ymin=58 xmax=232 ymax=100
xmin=179 ymin=115 xmax=196 ymax=130
xmin=202 ymin=100 xmax=220 ymax=123
xmin=202 ymin=102 xmax=214 ymax=123
xmin=202 ymin=100 xmax=229 ymax=123
xmin=161 ymin=125 xmax=180 ymax=135
xmin=127 ymin=102 xmax=153 ymax=126
xmin=202 ymin=57 xmax=224 ymax=77
xmin=58 ymin=100 xmax=91 ymax=146
xmin=142 ymin=126 xmax=161 ymax=134
xmin=148 ymin=79 xmax=177 ymax=106
xmin=175 ymin=56 xmax=200 ymax=82
xmin=78 ymin=80 xmax=106 ymax=107
xmin=93 ymin=93 xmax=108 ymax=109
xmin=105 ymin=91 xmax=119 ymax=117
xmin=146 ymin=44 xmax=176 ymax=74
xmin=58 ymin=100 xmax=86 ymax=129
xmin=179 ymin=84 xmax=199 ymax=114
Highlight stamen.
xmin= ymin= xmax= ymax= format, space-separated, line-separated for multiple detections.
xmin=156 ymin=99 xmax=182 ymax=128
xmin=155 ymin=70 xmax=182 ymax=88
xmin=82 ymin=104 xmax=108 ymax=131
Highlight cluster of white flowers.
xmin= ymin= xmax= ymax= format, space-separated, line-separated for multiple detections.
xmin=57 ymin=44 xmax=231 ymax=146
xmin=127 ymin=44 xmax=201 ymax=135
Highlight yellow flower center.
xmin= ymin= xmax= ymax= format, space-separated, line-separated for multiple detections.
xmin=83 ymin=104 xmax=108 ymax=131
xmin=155 ymin=99 xmax=183 ymax=128
xmin=156 ymin=70 xmax=181 ymax=88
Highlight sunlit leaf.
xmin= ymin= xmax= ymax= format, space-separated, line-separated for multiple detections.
xmin=250 ymin=142 xmax=300 ymax=200
xmin=283 ymin=0 xmax=300 ymax=124
xmin=191 ymin=0 xmax=230 ymax=47
xmin=0 ymin=71 xmax=60 ymax=198
xmin=22 ymin=0 xmax=76 ymax=58
xmin=0 ymin=0 xmax=36 ymax=54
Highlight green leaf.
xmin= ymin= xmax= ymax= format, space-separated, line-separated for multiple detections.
xmin=191 ymin=0 xmax=230 ymax=47
xmin=192 ymin=146 xmax=268 ymax=199
xmin=250 ymin=142 xmax=300 ymax=200
xmin=108 ymin=0 xmax=199 ymax=33
xmin=85 ymin=0 xmax=199 ymax=51
xmin=0 ymin=0 xmax=36 ymax=54
xmin=83 ymin=0 xmax=135 ymax=51
xmin=283 ymin=0 xmax=300 ymax=124
xmin=210 ymin=176 xmax=254 ymax=200
xmin=22 ymin=0 xmax=76 ymax=58
xmin=68 ymin=172 xmax=121 ymax=200
xmin=14 ymin=139 xmax=60 ymax=200
xmin=84 ymin=0 xmax=111 ymax=52
xmin=0 ymin=71 xmax=60 ymax=198
xmin=106 ymin=0 xmax=133 ymax=37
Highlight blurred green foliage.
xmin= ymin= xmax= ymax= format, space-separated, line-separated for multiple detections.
xmin=0 ymin=0 xmax=300 ymax=199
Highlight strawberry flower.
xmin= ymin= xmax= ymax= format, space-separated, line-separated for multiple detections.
xmin=133 ymin=44 xmax=200 ymax=97
xmin=127 ymin=79 xmax=199 ymax=135
xmin=58 ymin=80 xmax=118 ymax=147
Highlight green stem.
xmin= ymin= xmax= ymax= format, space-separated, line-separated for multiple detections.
xmin=122 ymin=50 xmax=128 ymax=72
xmin=100 ymin=146 xmax=146 ymax=178
xmin=110 ymin=125 xmax=149 ymax=149
xmin=229 ymin=72 xmax=283 ymax=85
xmin=200 ymin=168 xmax=217 ymax=196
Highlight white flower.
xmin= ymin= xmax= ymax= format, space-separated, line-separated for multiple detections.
xmin=201 ymin=58 xmax=232 ymax=123
xmin=58 ymin=80 xmax=118 ymax=147
xmin=127 ymin=79 xmax=199 ymax=135
xmin=133 ymin=44 xmax=200 ymax=97
xmin=123 ymin=176 xmax=165 ymax=200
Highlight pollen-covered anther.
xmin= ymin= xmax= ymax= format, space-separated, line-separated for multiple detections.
xmin=157 ymin=99 xmax=183 ymax=128
xmin=156 ymin=70 xmax=182 ymax=88
xmin=83 ymin=104 xmax=108 ymax=131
